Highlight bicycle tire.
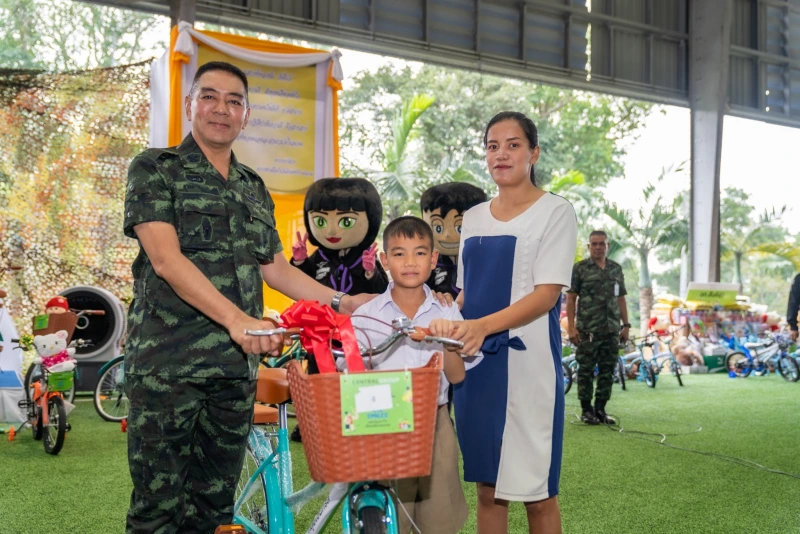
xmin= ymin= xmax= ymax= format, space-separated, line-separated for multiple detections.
xmin=616 ymin=357 xmax=626 ymax=391
xmin=777 ymin=355 xmax=800 ymax=382
xmin=358 ymin=506 xmax=386 ymax=534
xmin=563 ymin=363 xmax=572 ymax=395
xmin=641 ymin=361 xmax=656 ymax=388
xmin=671 ymin=360 xmax=683 ymax=387
xmin=94 ymin=358 xmax=129 ymax=421
xmin=235 ymin=442 xmax=269 ymax=531
xmin=43 ymin=396 xmax=66 ymax=455
xmin=725 ymin=351 xmax=751 ymax=378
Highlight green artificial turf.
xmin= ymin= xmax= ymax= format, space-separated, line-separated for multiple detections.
xmin=1 ymin=373 xmax=799 ymax=533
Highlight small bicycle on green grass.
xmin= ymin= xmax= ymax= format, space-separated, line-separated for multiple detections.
xmin=232 ymin=313 xmax=464 ymax=534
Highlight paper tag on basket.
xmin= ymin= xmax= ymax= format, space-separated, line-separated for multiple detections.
xmin=340 ymin=371 xmax=414 ymax=436
xmin=34 ymin=314 xmax=49 ymax=330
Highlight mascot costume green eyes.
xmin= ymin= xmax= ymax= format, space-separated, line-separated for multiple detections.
xmin=292 ymin=178 xmax=389 ymax=295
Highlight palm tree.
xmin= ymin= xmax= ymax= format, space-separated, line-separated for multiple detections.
xmin=371 ymin=94 xmax=436 ymax=222
xmin=720 ymin=205 xmax=800 ymax=290
xmin=604 ymin=167 xmax=686 ymax=331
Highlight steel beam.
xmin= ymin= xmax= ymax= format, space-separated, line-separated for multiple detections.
xmin=170 ymin=0 xmax=196 ymax=26
xmin=689 ymin=0 xmax=733 ymax=283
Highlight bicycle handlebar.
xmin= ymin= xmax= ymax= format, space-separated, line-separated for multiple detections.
xmin=246 ymin=316 xmax=465 ymax=358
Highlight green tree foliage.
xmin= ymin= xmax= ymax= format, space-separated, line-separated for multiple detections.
xmin=0 ymin=0 xmax=167 ymax=71
xmin=603 ymin=166 xmax=686 ymax=330
xmin=340 ymin=63 xmax=654 ymax=188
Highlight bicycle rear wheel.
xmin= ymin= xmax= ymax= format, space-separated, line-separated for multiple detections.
xmin=777 ymin=355 xmax=800 ymax=382
xmin=359 ymin=506 xmax=387 ymax=534
xmin=235 ymin=442 xmax=269 ymax=531
xmin=94 ymin=359 xmax=129 ymax=421
xmin=43 ymin=396 xmax=66 ymax=455
xmin=725 ymin=351 xmax=751 ymax=378
xmin=671 ymin=360 xmax=683 ymax=387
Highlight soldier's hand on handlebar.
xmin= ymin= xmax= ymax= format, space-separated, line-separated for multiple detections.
xmin=229 ymin=316 xmax=284 ymax=356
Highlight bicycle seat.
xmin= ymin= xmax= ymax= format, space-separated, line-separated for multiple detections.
xmin=253 ymin=404 xmax=279 ymax=425
xmin=256 ymin=368 xmax=290 ymax=405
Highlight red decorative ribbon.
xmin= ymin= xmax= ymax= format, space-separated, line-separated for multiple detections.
xmin=280 ymin=300 xmax=365 ymax=373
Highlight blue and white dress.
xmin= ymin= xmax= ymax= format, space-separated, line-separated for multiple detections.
xmin=453 ymin=193 xmax=577 ymax=502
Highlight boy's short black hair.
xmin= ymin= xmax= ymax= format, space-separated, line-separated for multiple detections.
xmin=190 ymin=61 xmax=249 ymax=105
xmin=420 ymin=182 xmax=487 ymax=216
xmin=383 ymin=216 xmax=434 ymax=252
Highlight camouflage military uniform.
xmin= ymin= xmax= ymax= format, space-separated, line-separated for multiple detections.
xmin=123 ymin=133 xmax=282 ymax=533
xmin=567 ymin=258 xmax=627 ymax=406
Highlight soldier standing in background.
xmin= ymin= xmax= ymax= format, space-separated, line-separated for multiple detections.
xmin=566 ymin=230 xmax=630 ymax=425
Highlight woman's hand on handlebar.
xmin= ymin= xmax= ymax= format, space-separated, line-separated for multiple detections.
xmin=450 ymin=319 xmax=489 ymax=357
xmin=229 ymin=316 xmax=284 ymax=356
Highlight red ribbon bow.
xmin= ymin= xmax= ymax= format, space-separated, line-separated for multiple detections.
xmin=280 ymin=300 xmax=365 ymax=373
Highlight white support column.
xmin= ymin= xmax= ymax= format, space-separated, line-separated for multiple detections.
xmin=689 ymin=0 xmax=732 ymax=283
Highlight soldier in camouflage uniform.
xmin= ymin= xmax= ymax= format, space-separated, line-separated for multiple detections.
xmin=123 ymin=61 xmax=371 ymax=533
xmin=566 ymin=230 xmax=630 ymax=426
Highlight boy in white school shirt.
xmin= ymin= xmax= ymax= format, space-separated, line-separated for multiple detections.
xmin=339 ymin=216 xmax=473 ymax=534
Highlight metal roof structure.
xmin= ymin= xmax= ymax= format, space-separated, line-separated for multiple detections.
xmin=80 ymin=0 xmax=800 ymax=283
xmin=90 ymin=0 xmax=800 ymax=128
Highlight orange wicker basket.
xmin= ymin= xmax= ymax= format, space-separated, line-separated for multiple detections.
xmin=286 ymin=353 xmax=442 ymax=483
xmin=32 ymin=312 xmax=78 ymax=344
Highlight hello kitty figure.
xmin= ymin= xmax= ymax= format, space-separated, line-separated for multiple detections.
xmin=32 ymin=330 xmax=76 ymax=372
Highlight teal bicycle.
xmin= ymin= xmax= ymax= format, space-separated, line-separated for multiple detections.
xmin=234 ymin=315 xmax=464 ymax=534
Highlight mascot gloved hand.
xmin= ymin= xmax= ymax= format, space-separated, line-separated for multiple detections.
xmin=420 ymin=183 xmax=487 ymax=298
xmin=292 ymin=178 xmax=389 ymax=295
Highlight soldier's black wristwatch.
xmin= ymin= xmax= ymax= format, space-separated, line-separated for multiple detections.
xmin=622 ymin=323 xmax=631 ymax=328
xmin=331 ymin=291 xmax=345 ymax=312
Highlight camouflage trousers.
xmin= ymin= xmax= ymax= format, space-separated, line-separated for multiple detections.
xmin=575 ymin=333 xmax=619 ymax=405
xmin=124 ymin=374 xmax=256 ymax=534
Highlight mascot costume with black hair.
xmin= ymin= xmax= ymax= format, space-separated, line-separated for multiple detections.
xmin=420 ymin=183 xmax=487 ymax=297
xmin=292 ymin=177 xmax=389 ymax=295
xmin=290 ymin=178 xmax=389 ymax=442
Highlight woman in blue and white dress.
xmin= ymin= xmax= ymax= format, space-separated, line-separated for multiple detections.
xmin=451 ymin=111 xmax=577 ymax=534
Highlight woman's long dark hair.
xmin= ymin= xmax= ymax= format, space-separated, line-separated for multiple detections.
xmin=483 ymin=111 xmax=539 ymax=186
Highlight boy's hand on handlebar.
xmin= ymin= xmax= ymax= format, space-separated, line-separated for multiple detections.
xmin=428 ymin=318 xmax=456 ymax=339
xmin=229 ymin=316 xmax=284 ymax=356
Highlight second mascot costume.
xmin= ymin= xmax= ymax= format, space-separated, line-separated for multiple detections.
xmin=290 ymin=177 xmax=389 ymax=442
xmin=420 ymin=182 xmax=487 ymax=297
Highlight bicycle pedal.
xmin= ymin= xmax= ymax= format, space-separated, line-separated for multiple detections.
xmin=65 ymin=423 xmax=72 ymax=432
xmin=17 ymin=400 xmax=32 ymax=410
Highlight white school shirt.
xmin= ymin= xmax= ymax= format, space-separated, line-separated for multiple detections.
xmin=347 ymin=283 xmax=481 ymax=406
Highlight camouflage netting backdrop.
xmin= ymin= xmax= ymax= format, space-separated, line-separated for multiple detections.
xmin=0 ymin=61 xmax=150 ymax=335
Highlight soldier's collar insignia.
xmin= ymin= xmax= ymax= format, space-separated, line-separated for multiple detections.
xmin=186 ymin=175 xmax=204 ymax=183
xmin=187 ymin=153 xmax=202 ymax=164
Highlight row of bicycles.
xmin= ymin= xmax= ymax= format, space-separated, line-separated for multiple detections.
xmin=560 ymin=324 xmax=800 ymax=395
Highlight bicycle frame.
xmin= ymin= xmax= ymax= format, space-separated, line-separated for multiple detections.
xmin=233 ymin=403 xmax=399 ymax=534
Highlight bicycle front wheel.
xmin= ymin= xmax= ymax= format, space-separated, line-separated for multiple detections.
xmin=43 ymin=396 xmax=66 ymax=455
xmin=562 ymin=363 xmax=572 ymax=394
xmin=359 ymin=506 xmax=387 ymax=534
xmin=725 ymin=351 xmax=751 ymax=378
xmin=616 ymin=357 xmax=626 ymax=391
xmin=235 ymin=442 xmax=269 ymax=531
xmin=777 ymin=355 xmax=800 ymax=382
xmin=641 ymin=362 xmax=656 ymax=388
xmin=94 ymin=359 xmax=129 ymax=421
